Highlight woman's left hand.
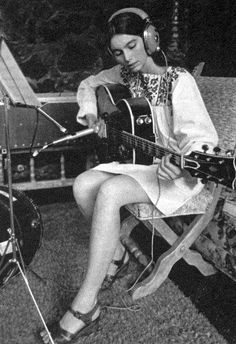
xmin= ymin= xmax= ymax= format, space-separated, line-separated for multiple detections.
xmin=157 ymin=154 xmax=182 ymax=181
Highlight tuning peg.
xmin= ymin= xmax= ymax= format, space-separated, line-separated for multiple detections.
xmin=202 ymin=144 xmax=209 ymax=153
xmin=213 ymin=146 xmax=221 ymax=155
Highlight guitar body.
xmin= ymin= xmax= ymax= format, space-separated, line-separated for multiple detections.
xmin=96 ymin=84 xmax=155 ymax=164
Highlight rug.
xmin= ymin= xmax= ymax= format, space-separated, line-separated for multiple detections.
xmin=0 ymin=199 xmax=229 ymax=344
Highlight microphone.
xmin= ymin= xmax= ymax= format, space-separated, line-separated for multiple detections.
xmin=33 ymin=126 xmax=99 ymax=157
xmin=121 ymin=235 xmax=153 ymax=273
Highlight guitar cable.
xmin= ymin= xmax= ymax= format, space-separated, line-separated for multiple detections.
xmin=125 ymin=176 xmax=161 ymax=293
xmin=126 ymin=50 xmax=173 ymax=292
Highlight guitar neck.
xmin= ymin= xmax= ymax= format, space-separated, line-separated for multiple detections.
xmin=110 ymin=127 xmax=181 ymax=166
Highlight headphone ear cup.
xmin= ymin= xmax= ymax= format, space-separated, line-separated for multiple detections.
xmin=143 ymin=23 xmax=160 ymax=55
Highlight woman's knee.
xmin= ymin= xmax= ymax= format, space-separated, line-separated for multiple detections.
xmin=73 ymin=171 xmax=90 ymax=196
xmin=96 ymin=175 xmax=149 ymax=207
xmin=73 ymin=170 xmax=113 ymax=202
xmin=96 ymin=177 xmax=129 ymax=207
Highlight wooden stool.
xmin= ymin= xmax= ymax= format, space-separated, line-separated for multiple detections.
xmin=120 ymin=183 xmax=221 ymax=300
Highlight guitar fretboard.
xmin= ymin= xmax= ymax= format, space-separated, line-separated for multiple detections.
xmin=109 ymin=126 xmax=181 ymax=166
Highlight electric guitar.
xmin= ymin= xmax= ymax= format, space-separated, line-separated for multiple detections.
xmin=96 ymin=84 xmax=236 ymax=189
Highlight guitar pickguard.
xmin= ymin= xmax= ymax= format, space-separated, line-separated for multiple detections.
xmin=97 ymin=84 xmax=154 ymax=164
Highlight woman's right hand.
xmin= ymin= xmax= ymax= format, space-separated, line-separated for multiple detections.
xmin=85 ymin=113 xmax=105 ymax=137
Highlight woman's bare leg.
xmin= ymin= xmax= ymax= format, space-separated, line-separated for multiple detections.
xmin=73 ymin=170 xmax=129 ymax=272
xmin=72 ymin=172 xmax=150 ymax=295
xmin=59 ymin=175 xmax=150 ymax=334
xmin=41 ymin=174 xmax=151 ymax=343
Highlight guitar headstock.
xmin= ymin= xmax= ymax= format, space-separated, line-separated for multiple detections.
xmin=185 ymin=148 xmax=236 ymax=189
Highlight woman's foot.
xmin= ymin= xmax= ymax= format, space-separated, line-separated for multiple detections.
xmin=101 ymin=244 xmax=129 ymax=290
xmin=39 ymin=302 xmax=100 ymax=344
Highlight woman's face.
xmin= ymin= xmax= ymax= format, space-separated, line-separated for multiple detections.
xmin=110 ymin=34 xmax=149 ymax=73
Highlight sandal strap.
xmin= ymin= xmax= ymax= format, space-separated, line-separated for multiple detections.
xmin=69 ymin=303 xmax=99 ymax=326
xmin=110 ymin=248 xmax=128 ymax=269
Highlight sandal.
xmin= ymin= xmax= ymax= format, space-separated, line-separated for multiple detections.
xmin=39 ymin=302 xmax=100 ymax=344
xmin=101 ymin=248 xmax=129 ymax=290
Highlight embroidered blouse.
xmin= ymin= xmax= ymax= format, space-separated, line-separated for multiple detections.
xmin=76 ymin=64 xmax=218 ymax=215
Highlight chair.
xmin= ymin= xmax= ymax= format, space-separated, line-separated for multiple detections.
xmin=120 ymin=63 xmax=224 ymax=300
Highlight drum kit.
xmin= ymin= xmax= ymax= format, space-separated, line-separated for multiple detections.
xmin=0 ymin=36 xmax=95 ymax=342
xmin=0 ymin=185 xmax=42 ymax=286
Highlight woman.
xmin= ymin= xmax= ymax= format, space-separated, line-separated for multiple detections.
xmin=40 ymin=7 xmax=218 ymax=344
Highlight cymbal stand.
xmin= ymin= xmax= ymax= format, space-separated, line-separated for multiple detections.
xmin=0 ymin=94 xmax=55 ymax=344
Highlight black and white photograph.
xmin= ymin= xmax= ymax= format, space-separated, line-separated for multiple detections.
xmin=0 ymin=1 xmax=235 ymax=343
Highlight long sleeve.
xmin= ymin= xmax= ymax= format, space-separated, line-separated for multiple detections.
xmin=172 ymin=71 xmax=218 ymax=154
xmin=76 ymin=64 xmax=123 ymax=125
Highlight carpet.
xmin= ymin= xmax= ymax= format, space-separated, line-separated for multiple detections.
xmin=0 ymin=192 xmax=231 ymax=344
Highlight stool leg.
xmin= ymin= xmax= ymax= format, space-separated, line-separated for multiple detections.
xmin=143 ymin=219 xmax=216 ymax=276
xmin=182 ymin=249 xmax=217 ymax=276
xmin=120 ymin=215 xmax=140 ymax=239
xmin=131 ymin=213 xmax=215 ymax=300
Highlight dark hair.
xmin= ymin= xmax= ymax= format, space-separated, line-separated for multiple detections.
xmin=107 ymin=13 xmax=145 ymax=42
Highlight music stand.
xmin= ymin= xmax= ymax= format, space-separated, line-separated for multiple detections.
xmin=0 ymin=37 xmax=56 ymax=344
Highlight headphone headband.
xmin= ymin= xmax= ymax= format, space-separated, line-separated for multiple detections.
xmin=108 ymin=7 xmax=150 ymax=23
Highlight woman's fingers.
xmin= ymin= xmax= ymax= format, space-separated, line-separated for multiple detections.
xmin=85 ymin=113 xmax=97 ymax=128
xmin=157 ymin=154 xmax=182 ymax=180
xmin=85 ymin=114 xmax=104 ymax=137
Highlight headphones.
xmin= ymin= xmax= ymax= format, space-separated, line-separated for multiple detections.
xmin=108 ymin=7 xmax=160 ymax=55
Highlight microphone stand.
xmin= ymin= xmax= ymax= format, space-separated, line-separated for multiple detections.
xmin=36 ymin=106 xmax=70 ymax=134
xmin=0 ymin=93 xmax=55 ymax=344
xmin=0 ymin=95 xmax=23 ymax=278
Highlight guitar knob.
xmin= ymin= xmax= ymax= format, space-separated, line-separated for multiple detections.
xmin=202 ymin=144 xmax=209 ymax=153
xmin=226 ymin=149 xmax=234 ymax=156
xmin=136 ymin=117 xmax=144 ymax=125
xmin=213 ymin=146 xmax=221 ymax=155
xmin=145 ymin=116 xmax=152 ymax=124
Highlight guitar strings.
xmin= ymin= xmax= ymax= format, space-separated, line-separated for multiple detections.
xmin=109 ymin=127 xmax=176 ymax=157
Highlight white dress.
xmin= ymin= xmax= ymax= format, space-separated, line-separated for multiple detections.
xmin=76 ymin=64 xmax=218 ymax=215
